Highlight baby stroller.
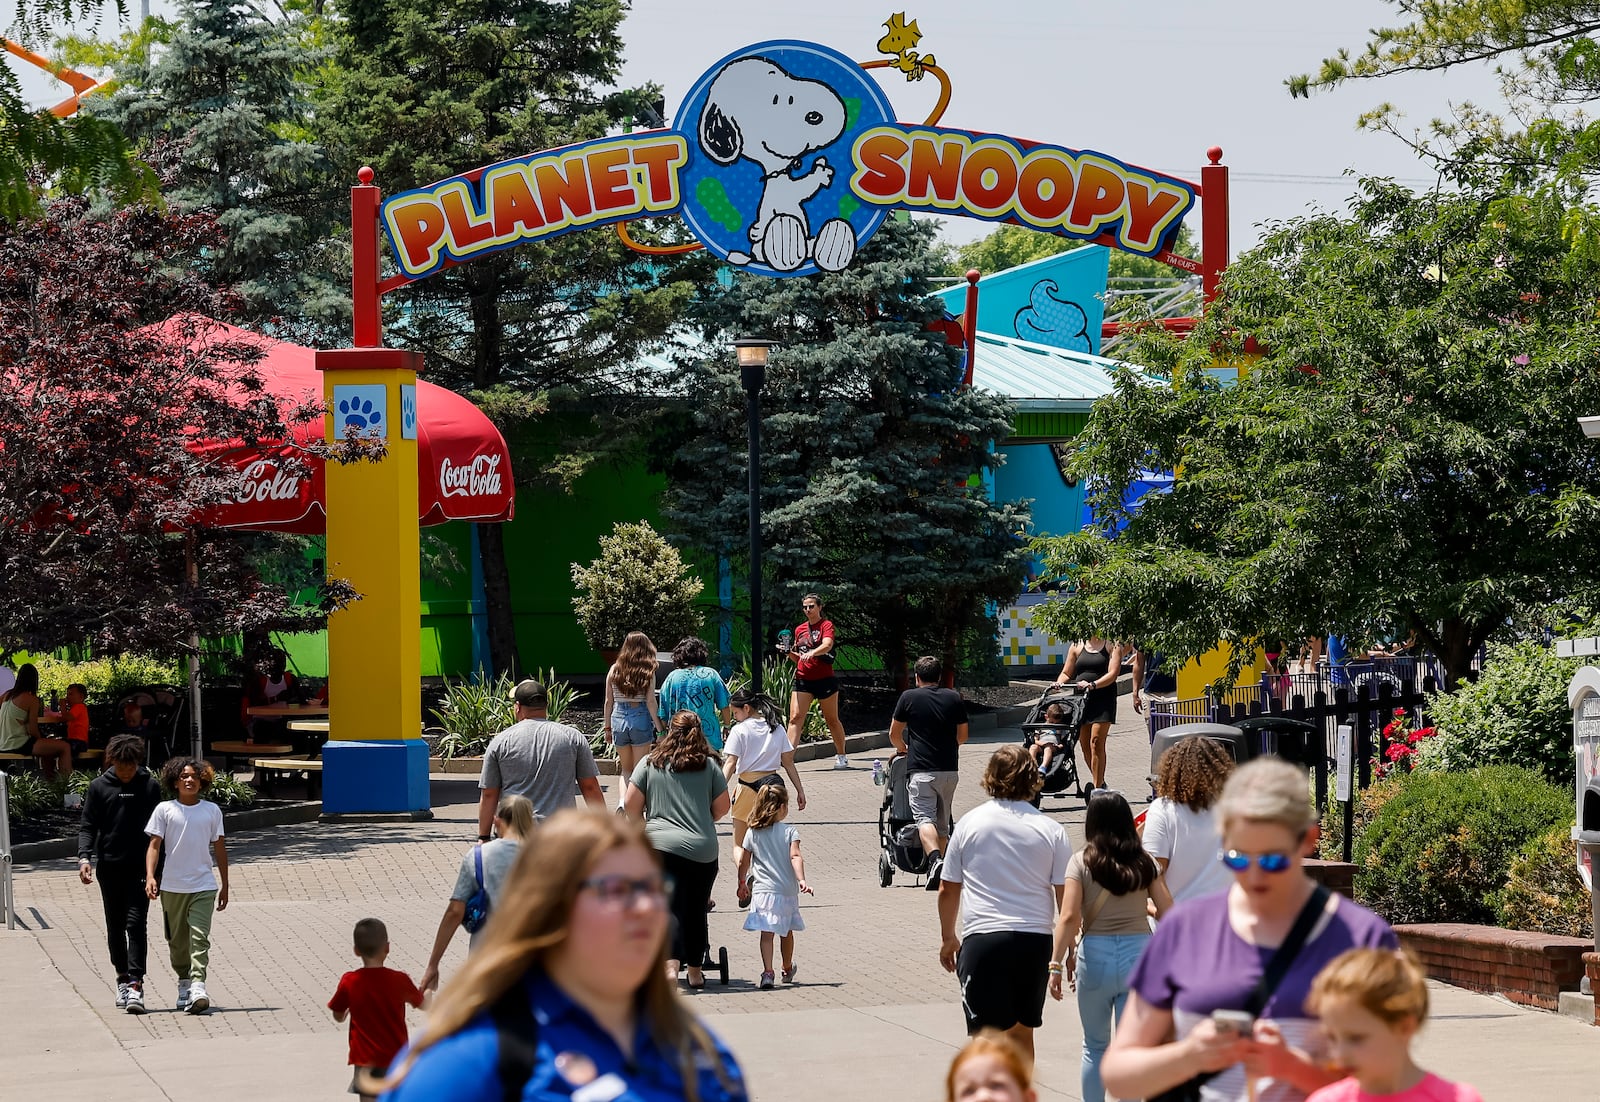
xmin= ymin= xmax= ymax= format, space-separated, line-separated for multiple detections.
xmin=876 ymin=752 xmax=951 ymax=887
xmin=1020 ymin=685 xmax=1087 ymax=801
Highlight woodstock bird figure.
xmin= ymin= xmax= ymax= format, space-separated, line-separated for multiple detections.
xmin=877 ymin=12 xmax=935 ymax=81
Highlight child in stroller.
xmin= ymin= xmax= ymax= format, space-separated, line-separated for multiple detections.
xmin=1020 ymin=687 xmax=1086 ymax=801
xmin=1026 ymin=702 xmax=1071 ymax=775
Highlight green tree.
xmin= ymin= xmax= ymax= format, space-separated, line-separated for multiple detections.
xmin=660 ymin=217 xmax=1030 ymax=687
xmin=312 ymin=0 xmax=713 ymax=675
xmin=1032 ymin=181 xmax=1600 ymax=690
xmin=1287 ymin=2 xmax=1600 ymax=196
xmin=0 ymin=2 xmax=152 ymax=219
xmin=946 ymin=223 xmax=1195 ymax=287
xmin=86 ymin=0 xmax=344 ymax=335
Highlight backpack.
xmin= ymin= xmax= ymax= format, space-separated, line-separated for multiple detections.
xmin=462 ymin=845 xmax=491 ymax=934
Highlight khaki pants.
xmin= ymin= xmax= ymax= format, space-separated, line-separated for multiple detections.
xmin=159 ymin=889 xmax=216 ymax=983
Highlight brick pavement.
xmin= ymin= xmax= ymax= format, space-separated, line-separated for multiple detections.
xmin=3 ymin=708 xmax=1595 ymax=1101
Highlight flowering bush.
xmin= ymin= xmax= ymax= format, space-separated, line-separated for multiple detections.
xmin=1374 ymin=707 xmax=1439 ymax=778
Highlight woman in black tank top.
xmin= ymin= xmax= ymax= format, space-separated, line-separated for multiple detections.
xmin=1055 ymin=637 xmax=1124 ymax=792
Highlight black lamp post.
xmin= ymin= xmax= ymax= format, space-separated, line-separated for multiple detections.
xmin=734 ymin=337 xmax=775 ymax=692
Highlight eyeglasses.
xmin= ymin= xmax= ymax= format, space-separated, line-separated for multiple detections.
xmin=1219 ymin=849 xmax=1294 ymax=873
xmin=579 ymin=874 xmax=669 ymax=908
xmin=802 ymin=603 xmax=818 ymax=610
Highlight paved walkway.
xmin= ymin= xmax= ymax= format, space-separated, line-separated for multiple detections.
xmin=2 ymin=709 xmax=1593 ymax=1100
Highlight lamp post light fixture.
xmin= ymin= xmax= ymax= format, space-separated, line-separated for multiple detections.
xmin=734 ymin=338 xmax=776 ymax=692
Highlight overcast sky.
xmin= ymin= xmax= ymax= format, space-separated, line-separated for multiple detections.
xmin=13 ymin=0 xmax=1508 ymax=253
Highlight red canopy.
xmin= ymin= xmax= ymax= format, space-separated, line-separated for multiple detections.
xmin=187 ymin=319 xmax=514 ymax=533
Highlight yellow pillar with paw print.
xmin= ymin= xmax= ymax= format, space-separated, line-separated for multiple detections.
xmin=315 ymin=345 xmax=429 ymax=815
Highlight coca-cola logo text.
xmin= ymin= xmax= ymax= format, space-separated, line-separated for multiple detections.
xmin=440 ymin=454 xmax=503 ymax=498
xmin=235 ymin=460 xmax=303 ymax=504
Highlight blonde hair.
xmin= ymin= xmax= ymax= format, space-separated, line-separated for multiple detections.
xmin=746 ymin=783 xmax=788 ymax=830
xmin=495 ymin=794 xmax=535 ymax=839
xmin=1215 ymin=757 xmax=1317 ymax=835
xmin=613 ymin=631 xmax=658 ymax=698
xmin=945 ymin=1030 xmax=1032 ymax=1102
xmin=1308 ymin=948 xmax=1429 ymax=1026
xmin=375 ymin=810 xmax=726 ymax=1099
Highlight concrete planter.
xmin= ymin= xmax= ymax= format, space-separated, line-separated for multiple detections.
xmin=430 ymin=756 xmax=622 ymax=776
xmin=11 ymin=798 xmax=323 ymax=865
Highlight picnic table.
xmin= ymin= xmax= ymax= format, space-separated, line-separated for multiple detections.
xmin=244 ymin=703 xmax=330 ymax=719
xmin=211 ymin=740 xmax=292 ymax=774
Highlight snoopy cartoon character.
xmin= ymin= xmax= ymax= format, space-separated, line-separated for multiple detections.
xmin=697 ymin=56 xmax=858 ymax=273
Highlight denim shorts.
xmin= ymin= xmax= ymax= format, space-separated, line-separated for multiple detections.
xmin=611 ymin=701 xmax=656 ymax=747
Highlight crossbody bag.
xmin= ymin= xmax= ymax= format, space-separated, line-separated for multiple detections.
xmin=1148 ymin=884 xmax=1332 ymax=1102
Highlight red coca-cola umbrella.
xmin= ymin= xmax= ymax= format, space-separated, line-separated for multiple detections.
xmin=183 ymin=318 xmax=514 ymax=531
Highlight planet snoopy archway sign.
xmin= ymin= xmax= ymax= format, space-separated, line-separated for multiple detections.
xmin=378 ymin=37 xmax=1206 ymax=283
xmin=322 ymin=23 xmax=1229 ymax=816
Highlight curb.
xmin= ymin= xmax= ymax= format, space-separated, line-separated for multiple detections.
xmin=10 ymin=799 xmax=324 ymax=865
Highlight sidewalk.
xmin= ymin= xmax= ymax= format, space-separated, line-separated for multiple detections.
xmin=2 ymin=711 xmax=1593 ymax=1100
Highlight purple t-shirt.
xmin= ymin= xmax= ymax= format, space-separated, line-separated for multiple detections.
xmin=1128 ymin=890 xmax=1397 ymax=1102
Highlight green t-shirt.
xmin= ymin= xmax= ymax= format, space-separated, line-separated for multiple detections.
xmin=629 ymin=758 xmax=728 ymax=863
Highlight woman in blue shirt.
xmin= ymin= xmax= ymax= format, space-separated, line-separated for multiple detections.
xmin=378 ymin=809 xmax=746 ymax=1102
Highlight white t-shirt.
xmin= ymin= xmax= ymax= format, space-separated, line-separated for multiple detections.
xmin=941 ymin=799 xmax=1072 ymax=936
xmin=145 ymin=799 xmax=225 ymax=893
xmin=1141 ymin=797 xmax=1231 ymax=903
xmin=724 ymin=718 xmax=787 ymax=773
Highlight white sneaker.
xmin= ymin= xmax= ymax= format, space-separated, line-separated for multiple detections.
xmin=186 ymin=980 xmax=210 ymax=1014
xmin=833 ymin=754 xmax=850 ymax=770
xmin=124 ymin=982 xmax=145 ymax=1015
xmin=115 ymin=981 xmax=130 ymax=1009
xmin=176 ymin=980 xmax=190 ymax=1012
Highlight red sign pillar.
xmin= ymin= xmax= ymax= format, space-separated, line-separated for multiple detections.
xmin=1201 ymin=147 xmax=1230 ymax=305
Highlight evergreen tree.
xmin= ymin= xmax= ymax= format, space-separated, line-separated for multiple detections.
xmin=660 ymin=217 xmax=1030 ymax=687
xmin=311 ymin=0 xmax=713 ymax=675
xmin=89 ymin=0 xmax=343 ymax=335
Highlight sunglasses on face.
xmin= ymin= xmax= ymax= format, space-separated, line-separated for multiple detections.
xmin=802 ymin=603 xmax=818 ymax=610
xmin=579 ymin=874 xmax=669 ymax=908
xmin=1219 ymin=849 xmax=1294 ymax=873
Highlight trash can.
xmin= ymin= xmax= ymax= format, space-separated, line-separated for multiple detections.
xmin=1148 ymin=722 xmax=1249 ymax=783
xmin=1234 ymin=715 xmax=1322 ymax=769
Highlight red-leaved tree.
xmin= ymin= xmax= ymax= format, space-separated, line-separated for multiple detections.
xmin=0 ymin=196 xmax=345 ymax=661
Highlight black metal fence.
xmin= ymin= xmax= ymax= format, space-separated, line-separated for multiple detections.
xmin=1147 ymin=657 xmax=1442 ymax=860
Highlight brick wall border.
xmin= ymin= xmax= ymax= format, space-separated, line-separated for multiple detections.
xmin=1397 ymin=923 xmax=1593 ymax=1012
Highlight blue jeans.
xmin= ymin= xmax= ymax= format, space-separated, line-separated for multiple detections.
xmin=1076 ymin=932 xmax=1150 ymax=1102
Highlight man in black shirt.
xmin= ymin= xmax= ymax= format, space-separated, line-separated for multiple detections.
xmin=78 ymin=734 xmax=164 ymax=1014
xmin=889 ymin=655 xmax=969 ymax=890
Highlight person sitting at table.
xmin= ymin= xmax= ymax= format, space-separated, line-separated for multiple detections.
xmin=241 ymin=649 xmax=297 ymax=743
xmin=1 ymin=664 xmax=74 ymax=779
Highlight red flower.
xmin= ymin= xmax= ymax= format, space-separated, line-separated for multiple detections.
xmin=1385 ymin=743 xmax=1413 ymax=763
xmin=1393 ymin=708 xmax=1407 ymax=717
xmin=1383 ymin=721 xmax=1399 ymax=737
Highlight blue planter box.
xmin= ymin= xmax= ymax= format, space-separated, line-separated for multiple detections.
xmin=321 ymin=739 xmax=430 ymax=815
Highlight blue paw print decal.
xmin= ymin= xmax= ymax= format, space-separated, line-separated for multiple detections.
xmin=400 ymin=384 xmax=418 ymax=440
xmin=332 ymin=384 xmax=389 ymax=440
xmin=339 ymin=396 xmax=382 ymax=431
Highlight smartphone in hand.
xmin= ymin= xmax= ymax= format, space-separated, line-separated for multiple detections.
xmin=1211 ymin=1009 xmax=1255 ymax=1037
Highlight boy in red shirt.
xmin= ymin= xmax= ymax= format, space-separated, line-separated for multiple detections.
xmin=61 ymin=683 xmax=90 ymax=752
xmin=328 ymin=918 xmax=424 ymax=1100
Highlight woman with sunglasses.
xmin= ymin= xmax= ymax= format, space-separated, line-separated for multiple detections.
xmin=1102 ymin=759 xmax=1397 ymax=1102
xmin=376 ymin=809 xmax=746 ymax=1102
xmin=784 ymin=594 xmax=849 ymax=768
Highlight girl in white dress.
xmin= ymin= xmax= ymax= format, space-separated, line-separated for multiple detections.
xmin=734 ymin=785 xmax=813 ymax=989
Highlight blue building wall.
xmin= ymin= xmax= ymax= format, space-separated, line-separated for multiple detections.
xmin=933 ymin=245 xmax=1111 ymax=355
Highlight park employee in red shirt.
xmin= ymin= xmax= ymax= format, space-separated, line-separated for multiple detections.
xmin=783 ymin=593 xmax=850 ymax=768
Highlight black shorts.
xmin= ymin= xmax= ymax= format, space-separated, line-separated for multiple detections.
xmin=794 ymin=676 xmax=839 ymax=700
xmin=956 ymin=930 xmax=1052 ymax=1033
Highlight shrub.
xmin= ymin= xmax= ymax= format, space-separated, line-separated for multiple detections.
xmin=429 ymin=669 xmax=579 ymax=760
xmin=206 ymin=772 xmax=256 ymax=810
xmin=3 ymin=772 xmax=55 ymax=820
xmin=1353 ymin=765 xmax=1571 ymax=925
xmin=1494 ymin=823 xmax=1594 ymax=939
xmin=1319 ymin=774 xmax=1404 ymax=861
xmin=729 ymin=656 xmax=828 ymax=743
xmin=1426 ymin=639 xmax=1578 ymax=784
xmin=570 ymin=521 xmax=704 ymax=652
xmin=33 ymin=653 xmax=181 ymax=705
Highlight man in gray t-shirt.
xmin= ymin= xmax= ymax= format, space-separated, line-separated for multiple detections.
xmin=477 ymin=679 xmax=604 ymax=837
